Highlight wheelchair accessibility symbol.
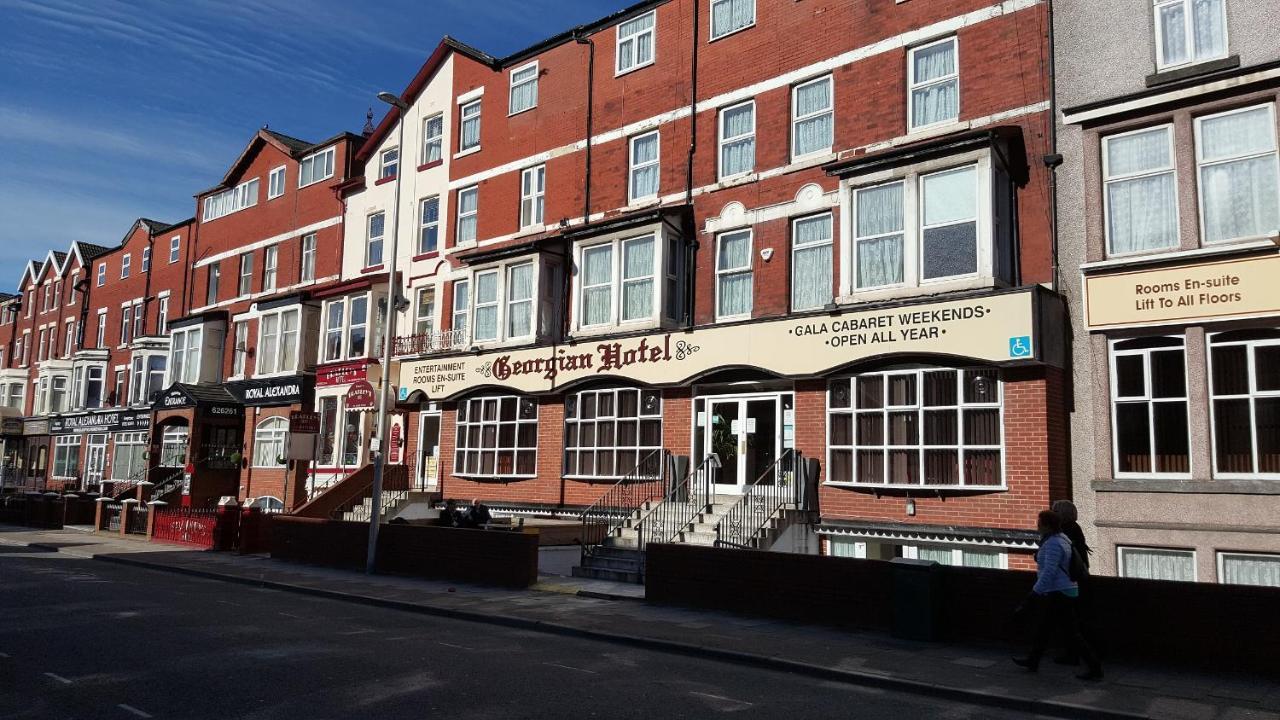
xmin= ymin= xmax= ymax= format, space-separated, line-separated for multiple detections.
xmin=1008 ymin=336 xmax=1032 ymax=359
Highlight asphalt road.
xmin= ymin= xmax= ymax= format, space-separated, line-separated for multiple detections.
xmin=0 ymin=544 xmax=1044 ymax=719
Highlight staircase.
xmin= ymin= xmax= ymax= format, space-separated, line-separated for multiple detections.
xmin=712 ymin=450 xmax=806 ymax=551
xmin=571 ymin=450 xmax=672 ymax=584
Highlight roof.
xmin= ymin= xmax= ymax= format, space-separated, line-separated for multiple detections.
xmin=203 ymin=128 xmax=362 ymax=195
xmin=262 ymin=129 xmax=313 ymax=154
xmin=0 ymin=292 xmax=16 ymax=303
xmin=75 ymin=242 xmax=113 ymax=260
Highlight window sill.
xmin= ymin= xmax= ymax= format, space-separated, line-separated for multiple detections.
xmin=902 ymin=119 xmax=967 ymax=145
xmin=360 ymin=265 xmax=386 ymax=275
xmin=454 ymin=146 xmax=482 ymax=160
xmin=417 ymin=159 xmax=444 ymax=172
xmin=712 ymin=172 xmax=758 ymax=191
xmin=507 ymin=106 xmax=537 ymax=118
xmin=453 ymin=473 xmax=537 ymax=483
xmin=1146 ymin=55 xmax=1240 ymax=88
xmin=824 ymin=482 xmax=1008 ymax=493
xmin=374 ymin=175 xmax=398 ymax=186
xmin=412 ymin=251 xmax=440 ymax=262
xmin=709 ymin=22 xmax=754 ymax=43
xmin=614 ymin=59 xmax=655 ymax=78
xmin=837 ymin=276 xmax=996 ymax=306
xmin=1091 ymin=478 xmax=1280 ymax=495
xmin=1082 ymin=238 xmax=1278 ymax=273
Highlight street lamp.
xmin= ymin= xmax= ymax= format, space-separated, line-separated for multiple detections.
xmin=366 ymin=90 xmax=409 ymax=575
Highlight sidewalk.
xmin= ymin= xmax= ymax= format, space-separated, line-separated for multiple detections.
xmin=2 ymin=525 xmax=1275 ymax=720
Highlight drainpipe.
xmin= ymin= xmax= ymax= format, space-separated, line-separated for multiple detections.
xmin=142 ymin=234 xmax=155 ymax=334
xmin=569 ymin=30 xmax=596 ymax=340
xmin=684 ymin=0 xmax=701 ymax=328
xmin=1044 ymin=1 xmax=1061 ymax=294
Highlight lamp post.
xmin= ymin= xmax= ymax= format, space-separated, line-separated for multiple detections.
xmin=366 ymin=90 xmax=409 ymax=575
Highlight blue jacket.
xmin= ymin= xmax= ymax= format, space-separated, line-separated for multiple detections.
xmin=1033 ymin=533 xmax=1077 ymax=595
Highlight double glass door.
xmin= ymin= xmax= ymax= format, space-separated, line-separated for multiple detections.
xmin=85 ymin=434 xmax=107 ymax=490
xmin=704 ymin=396 xmax=782 ymax=493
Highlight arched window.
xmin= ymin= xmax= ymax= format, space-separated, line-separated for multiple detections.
xmin=253 ymin=417 xmax=289 ymax=468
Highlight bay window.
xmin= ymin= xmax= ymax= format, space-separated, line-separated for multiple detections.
xmin=1195 ymin=104 xmax=1280 ymax=244
xmin=80 ymin=365 xmax=104 ymax=409
xmin=257 ymin=308 xmax=301 ymax=376
xmin=323 ymin=300 xmax=344 ymax=362
xmin=576 ymin=231 xmax=676 ymax=331
xmin=564 ymin=388 xmax=662 ymax=479
xmin=1154 ymin=0 xmax=1227 ymax=71
xmin=827 ymin=368 xmax=1003 ymax=488
xmin=908 ymin=37 xmax=959 ymax=131
xmin=718 ymin=101 xmax=755 ymax=179
xmin=792 ymin=76 xmax=833 ymax=159
xmin=129 ymin=354 xmax=166 ymax=405
xmin=253 ymin=417 xmax=288 ymax=468
xmin=454 ymin=395 xmax=538 ymax=478
xmin=53 ymin=436 xmax=80 ymax=478
xmin=1118 ymin=546 xmax=1196 ymax=581
xmin=629 ymin=131 xmax=660 ymax=202
xmin=1209 ymin=329 xmax=1280 ymax=477
xmin=520 ymin=165 xmax=545 ymax=228
xmin=366 ymin=212 xmax=385 ymax=267
xmin=320 ymin=294 xmax=379 ymax=362
xmin=473 ymin=270 xmax=499 ymax=342
xmin=715 ymin=229 xmax=752 ymax=319
xmin=168 ymin=327 xmax=203 ymax=385
xmin=506 ymin=264 xmax=534 ymax=339
xmin=49 ymin=375 xmax=69 ymax=413
xmin=792 ymin=213 xmax=833 ymax=311
xmin=1103 ymin=125 xmax=1179 ymax=255
xmin=1110 ymin=337 xmax=1190 ymax=476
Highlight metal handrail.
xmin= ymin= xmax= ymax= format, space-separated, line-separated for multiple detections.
xmin=148 ymin=469 xmax=186 ymax=502
xmin=392 ymin=328 xmax=468 ymax=357
xmin=107 ymin=463 xmax=154 ymax=500
xmin=714 ymin=449 xmax=802 ymax=550
xmin=635 ymin=453 xmax=719 ymax=549
xmin=578 ymin=449 xmax=670 ymax=562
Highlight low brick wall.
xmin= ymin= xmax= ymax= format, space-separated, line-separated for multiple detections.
xmin=646 ymin=543 xmax=1280 ymax=674
xmin=271 ymin=515 xmax=539 ymax=588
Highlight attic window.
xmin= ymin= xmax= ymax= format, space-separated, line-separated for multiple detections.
xmin=203 ymin=178 xmax=260 ymax=221
xmin=299 ymin=147 xmax=335 ymax=188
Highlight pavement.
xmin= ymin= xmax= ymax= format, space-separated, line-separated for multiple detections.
xmin=2 ymin=524 xmax=1277 ymax=720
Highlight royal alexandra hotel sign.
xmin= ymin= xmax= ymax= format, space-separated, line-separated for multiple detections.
xmin=402 ymin=288 xmax=1056 ymax=400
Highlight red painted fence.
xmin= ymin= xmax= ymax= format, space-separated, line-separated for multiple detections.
xmin=151 ymin=506 xmax=219 ymax=548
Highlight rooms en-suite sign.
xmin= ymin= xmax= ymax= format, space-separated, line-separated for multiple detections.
xmin=401 ymin=288 xmax=1042 ymax=400
xmin=1084 ymin=254 xmax=1280 ymax=330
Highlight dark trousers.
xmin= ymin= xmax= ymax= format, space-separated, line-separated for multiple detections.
xmin=1027 ymin=592 xmax=1101 ymax=672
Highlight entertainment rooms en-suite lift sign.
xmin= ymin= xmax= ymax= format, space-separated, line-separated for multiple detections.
xmin=401 ymin=288 xmax=1044 ymax=400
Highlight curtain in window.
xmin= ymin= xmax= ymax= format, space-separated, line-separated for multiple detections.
xmin=461 ymin=113 xmax=480 ymax=149
xmin=1200 ymin=109 xmax=1280 ymax=242
xmin=1106 ymin=129 xmax=1178 ymax=253
xmin=582 ymin=246 xmax=613 ymax=325
xmin=280 ymin=311 xmax=299 ymax=371
xmin=962 ymin=549 xmax=1002 ymax=569
xmin=510 ymin=73 xmax=537 ymax=113
xmin=254 ymin=419 xmax=287 ymax=467
xmin=631 ymin=134 xmax=659 ymax=198
xmin=1122 ymin=548 xmax=1195 ymax=581
xmin=507 ymin=264 xmax=533 ymax=337
xmin=1159 ymin=2 xmax=1189 ymax=65
xmin=622 ymin=237 xmax=654 ymax=321
xmin=1192 ymin=0 xmax=1225 ymax=59
xmin=793 ymin=80 xmax=833 ymax=156
xmin=917 ymin=546 xmax=954 ymax=565
xmin=911 ymin=42 xmax=958 ymax=128
xmin=720 ymin=104 xmax=754 ymax=176
xmin=717 ymin=232 xmax=752 ymax=317
xmin=792 ymin=215 xmax=832 ymax=310
xmin=856 ymin=184 xmax=904 ymax=288
xmin=424 ymin=116 xmax=443 ymax=162
xmin=474 ymin=273 xmax=498 ymax=340
xmin=458 ymin=190 xmax=478 ymax=242
xmin=1222 ymin=554 xmax=1280 ymax=587
xmin=712 ymin=0 xmax=753 ymax=37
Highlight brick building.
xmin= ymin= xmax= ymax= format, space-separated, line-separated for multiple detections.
xmin=352 ymin=0 xmax=1070 ymax=569
xmin=1056 ymin=0 xmax=1280 ymax=584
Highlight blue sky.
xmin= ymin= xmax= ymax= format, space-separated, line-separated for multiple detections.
xmin=0 ymin=0 xmax=623 ymax=290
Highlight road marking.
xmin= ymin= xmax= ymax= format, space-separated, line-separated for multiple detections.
xmin=689 ymin=691 xmax=754 ymax=712
xmin=277 ymin=612 xmax=302 ymax=619
xmin=543 ymin=662 xmax=597 ymax=674
xmin=118 ymin=703 xmax=152 ymax=718
xmin=435 ymin=641 xmax=474 ymax=651
xmin=216 ymin=600 xmax=242 ymax=607
xmin=43 ymin=672 xmax=72 ymax=685
xmin=337 ymin=629 xmax=376 ymax=635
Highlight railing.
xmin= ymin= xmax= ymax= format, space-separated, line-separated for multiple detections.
xmin=151 ymin=506 xmax=219 ymax=547
xmin=635 ymin=453 xmax=719 ymax=550
xmin=125 ymin=502 xmax=149 ymax=535
xmin=100 ymin=502 xmax=123 ymax=532
xmin=196 ymin=443 xmax=242 ymax=471
xmin=149 ymin=469 xmax=186 ymax=503
xmin=107 ymin=464 xmax=154 ymax=501
xmin=579 ymin=449 xmax=670 ymax=562
xmin=392 ymin=328 xmax=468 ymax=357
xmin=714 ymin=449 xmax=802 ymax=551
xmin=332 ymin=465 xmax=411 ymax=520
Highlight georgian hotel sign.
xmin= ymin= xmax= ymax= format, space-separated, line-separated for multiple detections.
xmin=402 ymin=288 xmax=1050 ymax=400
xmin=1084 ymin=254 xmax=1280 ymax=330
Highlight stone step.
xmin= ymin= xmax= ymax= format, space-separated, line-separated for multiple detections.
xmin=572 ymin=565 xmax=642 ymax=584
xmin=581 ymin=555 xmax=643 ymax=571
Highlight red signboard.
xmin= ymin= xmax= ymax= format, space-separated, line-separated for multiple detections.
xmin=289 ymin=411 xmax=321 ymax=434
xmin=346 ymin=380 xmax=377 ymax=410
xmin=316 ymin=360 xmax=370 ymax=387
xmin=389 ymin=419 xmax=402 ymax=464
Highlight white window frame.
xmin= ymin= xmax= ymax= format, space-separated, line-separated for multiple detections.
xmin=709 ymin=0 xmax=755 ymax=41
xmin=319 ymin=292 xmax=377 ymax=363
xmin=1207 ymin=330 xmax=1280 ymax=479
xmin=459 ymin=99 xmax=482 ymax=152
xmin=1102 ymin=124 xmax=1180 ymax=257
xmin=508 ymin=61 xmax=539 ymax=115
xmin=202 ymin=178 xmax=260 ymax=221
xmin=232 ymin=321 xmax=250 ymax=378
xmin=471 ymin=269 xmax=501 ymax=343
xmin=255 ymin=307 xmax=301 ymax=377
xmin=714 ymin=228 xmax=753 ymax=321
xmin=159 ymin=426 xmax=190 ymax=468
xmin=616 ymin=10 xmax=656 ymax=76
xmin=167 ymin=326 xmax=203 ymax=386
xmin=121 ymin=254 xmax=131 ymax=279
xmin=1217 ymin=551 xmax=1280 ymax=587
xmin=422 ymin=114 xmax=444 ymax=164
xmin=414 ymin=287 xmax=436 ymax=337
xmin=300 ymin=233 xmax=317 ymax=282
xmin=896 ymin=542 xmax=1010 ymax=569
xmin=791 ymin=75 xmax=834 ymax=161
xmin=792 ymin=213 xmax=834 ymax=311
xmin=238 ymin=252 xmax=254 ymax=297
xmin=1118 ymin=546 xmax=1197 ymax=581
xmin=456 ymin=186 xmax=479 ymax=245
xmin=169 ymin=235 xmax=181 ymax=264
xmin=321 ymin=298 xmax=346 ymax=364
xmin=907 ymin=36 xmax=960 ymax=132
xmin=119 ymin=305 xmax=132 ymax=347
xmin=452 ymin=280 xmax=470 ymax=340
xmin=453 ymin=395 xmax=539 ymax=479
xmin=825 ymin=368 xmax=1005 ymax=489
xmin=717 ymin=100 xmax=755 ymax=180
xmin=299 ymin=147 xmax=336 ymax=188
xmin=157 ymin=295 xmax=168 ymax=335
xmin=519 ymin=165 xmax=545 ymax=228
xmin=206 ymin=263 xmax=220 ymax=306
xmin=95 ymin=311 xmax=107 ymax=350
xmin=418 ymin=196 xmax=441 ymax=255
xmin=141 ymin=247 xmax=150 ymax=273
xmin=379 ymin=147 xmax=400 ymax=180
xmin=53 ymin=435 xmax=80 ymax=479
xmin=132 ymin=299 xmax=143 ymax=340
xmin=564 ymin=387 xmax=663 ymax=480
xmin=263 ymin=245 xmax=279 ymax=292
xmin=64 ymin=320 xmax=76 ymax=358
xmin=1193 ymin=103 xmax=1280 ymax=245
xmin=96 ymin=263 xmax=106 ymax=287
xmin=504 ymin=262 xmax=535 ymax=341
xmin=253 ymin=417 xmax=289 ymax=468
xmin=1109 ymin=336 xmax=1192 ymax=479
xmin=366 ymin=211 xmax=386 ymax=267
xmin=1154 ymin=0 xmax=1229 ymax=72
xmin=268 ymin=165 xmax=286 ymax=199
xmin=629 ymin=131 xmax=660 ymax=203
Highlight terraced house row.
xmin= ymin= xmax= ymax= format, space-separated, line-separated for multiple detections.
xmin=2 ymin=0 xmax=1277 ymax=586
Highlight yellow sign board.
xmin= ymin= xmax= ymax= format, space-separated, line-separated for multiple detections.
xmin=1084 ymin=254 xmax=1280 ymax=330
xmin=400 ymin=289 xmax=1042 ymax=400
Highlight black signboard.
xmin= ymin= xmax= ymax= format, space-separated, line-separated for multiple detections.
xmin=229 ymin=375 xmax=310 ymax=407
xmin=154 ymin=384 xmax=243 ymax=418
xmin=50 ymin=409 xmax=151 ymax=435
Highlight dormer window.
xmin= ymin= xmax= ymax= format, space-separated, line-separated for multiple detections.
xmin=573 ymin=228 xmax=681 ymax=332
xmin=203 ymin=178 xmax=260 ymax=221
xmin=256 ymin=307 xmax=301 ymax=376
xmin=1154 ymin=0 xmax=1228 ymax=71
xmin=299 ymin=147 xmax=335 ymax=188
